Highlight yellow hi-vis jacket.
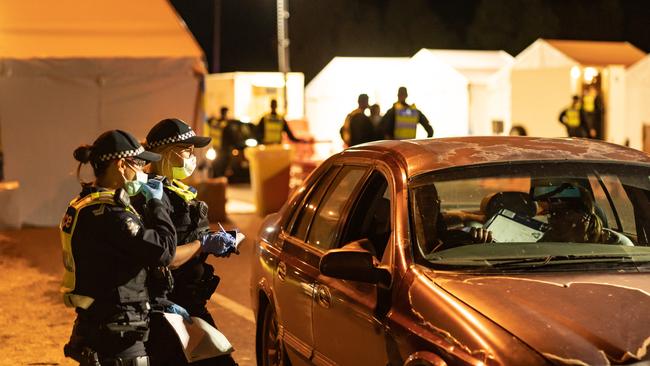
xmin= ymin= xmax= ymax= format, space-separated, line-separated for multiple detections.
xmin=263 ymin=113 xmax=284 ymax=144
xmin=565 ymin=106 xmax=581 ymax=128
xmin=208 ymin=118 xmax=226 ymax=150
xmin=394 ymin=103 xmax=419 ymax=140
xmin=582 ymin=94 xmax=596 ymax=113
xmin=60 ymin=191 xmax=138 ymax=309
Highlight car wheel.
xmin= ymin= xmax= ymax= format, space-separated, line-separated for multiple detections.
xmin=261 ymin=304 xmax=289 ymax=366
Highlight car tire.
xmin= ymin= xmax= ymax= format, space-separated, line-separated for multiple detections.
xmin=261 ymin=304 xmax=289 ymax=366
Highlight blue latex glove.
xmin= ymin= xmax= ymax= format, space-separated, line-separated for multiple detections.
xmin=140 ymin=179 xmax=163 ymax=202
xmin=200 ymin=231 xmax=237 ymax=257
xmin=165 ymin=303 xmax=193 ymax=323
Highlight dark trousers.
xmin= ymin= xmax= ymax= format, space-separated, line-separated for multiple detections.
xmin=567 ymin=126 xmax=587 ymax=138
xmin=66 ymin=316 xmax=148 ymax=365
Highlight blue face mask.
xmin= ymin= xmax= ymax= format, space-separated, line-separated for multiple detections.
xmin=123 ymin=167 xmax=148 ymax=196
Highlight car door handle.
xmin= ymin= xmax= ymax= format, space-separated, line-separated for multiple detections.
xmin=277 ymin=261 xmax=287 ymax=281
xmin=316 ymin=285 xmax=331 ymax=309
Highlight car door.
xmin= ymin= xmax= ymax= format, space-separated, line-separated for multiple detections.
xmin=273 ymin=165 xmax=368 ymax=363
xmin=311 ymin=170 xmax=393 ymax=366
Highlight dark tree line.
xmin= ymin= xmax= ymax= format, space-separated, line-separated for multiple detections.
xmin=172 ymin=0 xmax=650 ymax=82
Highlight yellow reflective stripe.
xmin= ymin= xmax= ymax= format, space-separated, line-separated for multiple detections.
xmin=263 ymin=114 xmax=283 ymax=144
xmin=209 ymin=122 xmax=222 ymax=149
xmin=583 ymin=95 xmax=595 ymax=112
xmin=566 ymin=108 xmax=581 ymax=127
xmin=167 ymin=179 xmax=197 ymax=202
xmin=394 ymin=106 xmax=419 ymax=140
xmin=60 ymin=190 xmax=129 ymax=309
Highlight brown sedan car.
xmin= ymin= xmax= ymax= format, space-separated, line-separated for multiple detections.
xmin=250 ymin=137 xmax=650 ymax=366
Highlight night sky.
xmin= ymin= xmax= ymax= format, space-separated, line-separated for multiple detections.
xmin=171 ymin=0 xmax=650 ymax=82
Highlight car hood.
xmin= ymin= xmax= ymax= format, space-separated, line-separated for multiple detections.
xmin=426 ymin=270 xmax=650 ymax=365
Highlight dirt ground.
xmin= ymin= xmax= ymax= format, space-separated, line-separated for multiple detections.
xmin=0 ymin=228 xmax=77 ymax=366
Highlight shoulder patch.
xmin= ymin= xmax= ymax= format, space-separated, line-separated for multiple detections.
xmin=91 ymin=204 xmax=106 ymax=216
xmin=123 ymin=217 xmax=141 ymax=237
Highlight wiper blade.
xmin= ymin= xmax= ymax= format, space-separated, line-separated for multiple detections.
xmin=487 ymin=254 xmax=638 ymax=268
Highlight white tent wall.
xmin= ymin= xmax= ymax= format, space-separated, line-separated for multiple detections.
xmin=511 ymin=67 xmax=574 ymax=138
xmin=204 ymin=72 xmax=304 ymax=125
xmin=0 ymin=57 xmax=201 ymax=226
xmin=411 ymin=49 xmax=513 ymax=137
xmin=405 ymin=52 xmax=469 ymax=137
xmin=468 ymin=84 xmax=490 ymax=135
xmin=305 ymin=57 xmax=409 ymax=143
xmin=626 ymin=56 xmax=650 ymax=151
xmin=603 ymin=66 xmax=627 ymax=146
xmin=485 ymin=66 xmax=513 ymax=135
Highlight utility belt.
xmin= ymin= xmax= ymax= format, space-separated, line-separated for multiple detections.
xmin=172 ymin=263 xmax=220 ymax=303
xmin=64 ymin=345 xmax=149 ymax=366
xmin=79 ymin=301 xmax=151 ymax=341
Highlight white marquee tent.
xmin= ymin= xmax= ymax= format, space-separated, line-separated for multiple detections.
xmin=625 ymin=55 xmax=650 ymax=151
xmin=305 ymin=50 xmax=513 ymax=143
xmin=409 ymin=49 xmax=514 ymax=136
xmin=510 ymin=39 xmax=646 ymax=144
xmin=305 ymin=57 xmax=409 ymax=143
xmin=0 ymin=0 xmax=205 ymax=226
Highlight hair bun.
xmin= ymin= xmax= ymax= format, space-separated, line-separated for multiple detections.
xmin=73 ymin=145 xmax=93 ymax=163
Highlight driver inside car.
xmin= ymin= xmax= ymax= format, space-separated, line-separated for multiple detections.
xmin=413 ymin=185 xmax=493 ymax=254
xmin=535 ymin=183 xmax=631 ymax=245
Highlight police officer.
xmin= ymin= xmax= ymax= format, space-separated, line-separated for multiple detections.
xmin=139 ymin=118 xmax=239 ymax=365
xmin=340 ymin=94 xmax=376 ymax=147
xmin=256 ymin=99 xmax=308 ymax=145
xmin=558 ymin=95 xmax=587 ymax=138
xmin=61 ymin=130 xmax=177 ymax=365
xmin=380 ymin=86 xmax=433 ymax=140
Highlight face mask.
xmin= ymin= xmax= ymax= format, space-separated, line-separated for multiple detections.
xmin=172 ymin=155 xmax=196 ymax=180
xmin=123 ymin=165 xmax=148 ymax=196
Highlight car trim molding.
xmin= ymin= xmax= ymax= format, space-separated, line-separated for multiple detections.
xmin=312 ymin=350 xmax=337 ymax=366
xmin=280 ymin=325 xmax=313 ymax=360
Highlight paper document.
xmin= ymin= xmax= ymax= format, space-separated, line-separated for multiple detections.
xmin=163 ymin=313 xmax=234 ymax=362
xmin=484 ymin=209 xmax=546 ymax=243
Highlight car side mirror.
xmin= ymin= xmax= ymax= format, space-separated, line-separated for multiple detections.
xmin=319 ymin=240 xmax=391 ymax=287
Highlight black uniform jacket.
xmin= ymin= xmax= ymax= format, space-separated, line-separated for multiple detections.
xmin=69 ymin=186 xmax=177 ymax=314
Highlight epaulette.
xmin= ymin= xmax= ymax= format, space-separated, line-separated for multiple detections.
xmin=114 ymin=188 xmax=131 ymax=208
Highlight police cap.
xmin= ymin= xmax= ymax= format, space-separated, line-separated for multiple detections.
xmin=89 ymin=130 xmax=160 ymax=163
xmin=145 ymin=118 xmax=211 ymax=150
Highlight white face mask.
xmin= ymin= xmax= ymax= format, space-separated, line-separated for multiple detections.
xmin=172 ymin=155 xmax=197 ymax=180
xmin=123 ymin=164 xmax=149 ymax=196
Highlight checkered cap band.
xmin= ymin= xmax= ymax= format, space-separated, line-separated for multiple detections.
xmin=146 ymin=130 xmax=196 ymax=148
xmin=97 ymin=146 xmax=145 ymax=162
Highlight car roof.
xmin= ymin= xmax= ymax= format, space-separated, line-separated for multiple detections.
xmin=346 ymin=136 xmax=650 ymax=178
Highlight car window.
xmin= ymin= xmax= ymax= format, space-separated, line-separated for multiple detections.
xmin=340 ymin=171 xmax=392 ymax=259
xmin=289 ymin=166 xmax=340 ymax=241
xmin=409 ymin=162 xmax=650 ymax=272
xmin=589 ymin=174 xmax=636 ymax=234
xmin=306 ymin=166 xmax=367 ymax=251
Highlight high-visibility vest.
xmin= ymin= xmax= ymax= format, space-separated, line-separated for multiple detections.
xmin=394 ymin=103 xmax=419 ymax=140
xmin=59 ymin=191 xmax=139 ymax=309
xmin=263 ymin=113 xmax=284 ymax=144
xmin=566 ymin=107 xmax=581 ymax=127
xmin=583 ymin=94 xmax=595 ymax=113
xmin=165 ymin=179 xmax=198 ymax=202
xmin=208 ymin=119 xmax=225 ymax=150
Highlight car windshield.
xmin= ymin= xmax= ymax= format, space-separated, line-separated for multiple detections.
xmin=409 ymin=161 xmax=650 ymax=271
